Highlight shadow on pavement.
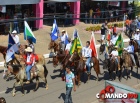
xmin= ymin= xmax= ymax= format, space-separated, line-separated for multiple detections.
xmin=58 ymin=93 xmax=65 ymax=101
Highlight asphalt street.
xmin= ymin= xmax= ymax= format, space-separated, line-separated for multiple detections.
xmin=0 ymin=43 xmax=140 ymax=103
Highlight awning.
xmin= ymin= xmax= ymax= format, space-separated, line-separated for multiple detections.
xmin=0 ymin=0 xmax=41 ymax=5
xmin=45 ymin=0 xmax=80 ymax=2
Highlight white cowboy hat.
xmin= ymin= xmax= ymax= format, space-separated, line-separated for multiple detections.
xmin=12 ymin=30 xmax=17 ymax=34
xmin=136 ymin=29 xmax=140 ymax=32
xmin=25 ymin=47 xmax=33 ymax=52
xmin=61 ymin=30 xmax=66 ymax=32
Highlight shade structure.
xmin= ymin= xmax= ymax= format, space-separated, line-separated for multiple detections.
xmin=46 ymin=0 xmax=80 ymax=2
xmin=0 ymin=0 xmax=41 ymax=5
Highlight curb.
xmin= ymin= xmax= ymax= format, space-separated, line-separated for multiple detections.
xmin=0 ymin=39 xmax=130 ymax=67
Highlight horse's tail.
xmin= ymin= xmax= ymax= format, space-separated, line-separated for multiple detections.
xmin=134 ymin=54 xmax=139 ymax=67
xmin=43 ymin=64 xmax=48 ymax=78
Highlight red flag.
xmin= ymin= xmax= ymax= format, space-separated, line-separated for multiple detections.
xmin=90 ymin=32 xmax=98 ymax=58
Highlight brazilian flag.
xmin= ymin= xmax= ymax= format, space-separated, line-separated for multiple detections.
xmin=115 ymin=34 xmax=124 ymax=56
xmin=70 ymin=37 xmax=82 ymax=55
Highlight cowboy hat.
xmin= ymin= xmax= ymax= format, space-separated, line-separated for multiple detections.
xmin=114 ymin=46 xmax=118 ymax=49
xmin=12 ymin=30 xmax=17 ymax=34
xmin=25 ymin=47 xmax=33 ymax=52
xmin=136 ymin=29 xmax=140 ymax=32
xmin=61 ymin=30 xmax=66 ymax=32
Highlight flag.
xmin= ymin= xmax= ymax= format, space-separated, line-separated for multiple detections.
xmin=115 ymin=34 xmax=124 ymax=55
xmin=90 ymin=31 xmax=98 ymax=58
xmin=24 ymin=21 xmax=36 ymax=43
xmin=6 ymin=34 xmax=18 ymax=63
xmin=73 ymin=29 xmax=78 ymax=39
xmin=64 ymin=31 xmax=69 ymax=45
xmin=51 ymin=19 xmax=59 ymax=41
xmin=70 ymin=37 xmax=82 ymax=55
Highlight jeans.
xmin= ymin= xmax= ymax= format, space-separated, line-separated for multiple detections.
xmin=130 ymin=54 xmax=136 ymax=66
xmin=104 ymin=53 xmax=108 ymax=59
xmin=65 ymin=87 xmax=73 ymax=103
xmin=86 ymin=57 xmax=91 ymax=73
xmin=115 ymin=58 xmax=118 ymax=64
xmin=136 ymin=40 xmax=140 ymax=47
xmin=13 ymin=22 xmax=19 ymax=34
xmin=26 ymin=65 xmax=32 ymax=80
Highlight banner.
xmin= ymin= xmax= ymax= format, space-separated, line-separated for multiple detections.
xmin=108 ymin=2 xmax=120 ymax=7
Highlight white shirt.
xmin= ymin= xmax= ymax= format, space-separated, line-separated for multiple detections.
xmin=110 ymin=35 xmax=118 ymax=45
xmin=111 ymin=50 xmax=118 ymax=57
xmin=60 ymin=34 xmax=66 ymax=43
xmin=65 ymin=42 xmax=72 ymax=51
xmin=124 ymin=45 xmax=134 ymax=53
xmin=82 ymin=47 xmax=92 ymax=57
xmin=134 ymin=34 xmax=140 ymax=40
xmin=12 ymin=34 xmax=19 ymax=44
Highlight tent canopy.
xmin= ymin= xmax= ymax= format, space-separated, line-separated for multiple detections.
xmin=0 ymin=0 xmax=41 ymax=5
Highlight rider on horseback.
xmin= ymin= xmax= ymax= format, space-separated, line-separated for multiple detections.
xmin=124 ymin=41 xmax=137 ymax=68
xmin=60 ymin=30 xmax=67 ymax=51
xmin=110 ymin=32 xmax=118 ymax=46
xmin=133 ymin=29 xmax=140 ymax=48
xmin=65 ymin=37 xmax=72 ymax=54
xmin=24 ymin=47 xmax=35 ymax=84
xmin=109 ymin=46 xmax=120 ymax=70
xmin=82 ymin=41 xmax=92 ymax=74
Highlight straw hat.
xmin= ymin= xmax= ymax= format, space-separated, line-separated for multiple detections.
xmin=25 ymin=47 xmax=33 ymax=52
xmin=114 ymin=46 xmax=118 ymax=49
xmin=61 ymin=30 xmax=66 ymax=32
xmin=136 ymin=29 xmax=140 ymax=32
xmin=12 ymin=30 xmax=17 ymax=34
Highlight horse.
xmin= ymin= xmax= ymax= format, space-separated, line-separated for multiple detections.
xmin=71 ymin=52 xmax=103 ymax=86
xmin=103 ymin=56 xmax=123 ymax=81
xmin=0 ymin=45 xmax=7 ymax=61
xmin=121 ymin=50 xmax=139 ymax=80
xmin=99 ymin=44 xmax=114 ymax=55
xmin=131 ymin=40 xmax=140 ymax=56
xmin=4 ymin=61 xmax=48 ymax=97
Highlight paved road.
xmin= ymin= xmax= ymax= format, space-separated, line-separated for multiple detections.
xmin=0 ymin=43 xmax=140 ymax=103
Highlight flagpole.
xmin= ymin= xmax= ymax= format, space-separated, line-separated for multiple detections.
xmin=92 ymin=31 xmax=98 ymax=59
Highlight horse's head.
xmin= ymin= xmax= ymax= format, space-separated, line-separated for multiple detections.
xmin=3 ymin=64 xmax=21 ymax=80
xmin=122 ymin=50 xmax=128 ymax=60
xmin=99 ymin=44 xmax=105 ymax=55
xmin=103 ymin=59 xmax=109 ymax=69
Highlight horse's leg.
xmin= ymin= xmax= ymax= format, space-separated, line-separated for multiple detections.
xmin=34 ymin=76 xmax=39 ymax=91
xmin=12 ymin=82 xmax=17 ymax=97
xmin=129 ymin=66 xmax=133 ymax=78
xmin=87 ymin=72 xmax=91 ymax=83
xmin=126 ymin=68 xmax=129 ymax=80
xmin=77 ymin=71 xmax=81 ymax=86
xmin=42 ymin=77 xmax=48 ymax=90
xmin=20 ymin=80 xmax=25 ymax=96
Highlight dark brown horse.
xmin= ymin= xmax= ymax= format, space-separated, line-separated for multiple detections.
xmin=99 ymin=44 xmax=114 ymax=55
xmin=71 ymin=52 xmax=103 ymax=86
xmin=0 ymin=45 xmax=7 ymax=61
xmin=121 ymin=50 xmax=139 ymax=80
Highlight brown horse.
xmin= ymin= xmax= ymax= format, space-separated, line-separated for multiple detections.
xmin=71 ymin=52 xmax=102 ymax=86
xmin=131 ymin=40 xmax=140 ymax=55
xmin=121 ymin=50 xmax=139 ymax=80
xmin=48 ymin=40 xmax=60 ymax=53
xmin=0 ymin=45 xmax=7 ymax=61
xmin=99 ymin=44 xmax=114 ymax=55
xmin=4 ymin=61 xmax=48 ymax=96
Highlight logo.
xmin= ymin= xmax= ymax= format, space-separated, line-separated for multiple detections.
xmin=96 ymin=85 xmax=138 ymax=100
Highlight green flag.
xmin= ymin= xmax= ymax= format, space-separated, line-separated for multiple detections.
xmin=115 ymin=34 xmax=124 ymax=55
xmin=70 ymin=38 xmax=82 ymax=55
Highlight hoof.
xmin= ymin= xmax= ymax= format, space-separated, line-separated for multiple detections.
xmin=46 ymin=87 xmax=48 ymax=90
xmin=12 ymin=93 xmax=16 ymax=97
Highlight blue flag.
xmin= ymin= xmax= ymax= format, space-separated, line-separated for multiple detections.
xmin=64 ymin=31 xmax=69 ymax=45
xmin=6 ymin=34 xmax=18 ymax=63
xmin=73 ymin=29 xmax=78 ymax=39
xmin=51 ymin=19 xmax=59 ymax=41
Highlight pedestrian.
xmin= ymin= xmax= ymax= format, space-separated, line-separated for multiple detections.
xmin=13 ymin=12 xmax=20 ymax=34
xmin=100 ymin=24 xmax=107 ymax=44
xmin=64 ymin=66 xmax=76 ymax=103
xmin=60 ymin=30 xmax=67 ymax=51
xmin=89 ymin=8 xmax=93 ymax=24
